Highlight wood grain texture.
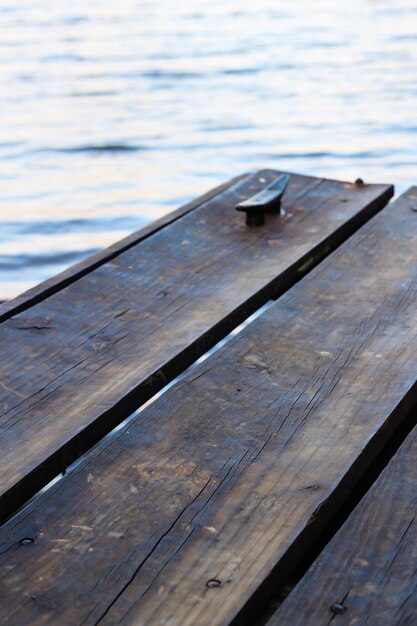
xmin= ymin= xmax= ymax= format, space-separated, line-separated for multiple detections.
xmin=0 ymin=173 xmax=247 ymax=323
xmin=2 ymin=188 xmax=417 ymax=626
xmin=0 ymin=171 xmax=391 ymax=520
xmin=268 ymin=426 xmax=417 ymax=626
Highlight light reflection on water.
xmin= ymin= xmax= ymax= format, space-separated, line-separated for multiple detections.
xmin=1 ymin=0 xmax=417 ymax=299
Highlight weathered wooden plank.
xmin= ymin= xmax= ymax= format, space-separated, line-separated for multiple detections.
xmin=2 ymin=188 xmax=417 ymax=626
xmin=0 ymin=171 xmax=391 ymax=521
xmin=0 ymin=173 xmax=247 ymax=323
xmin=268 ymin=424 xmax=417 ymax=626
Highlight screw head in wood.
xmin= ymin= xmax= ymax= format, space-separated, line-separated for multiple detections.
xmin=330 ymin=602 xmax=347 ymax=615
xmin=206 ymin=579 xmax=221 ymax=588
xmin=20 ymin=537 xmax=34 ymax=546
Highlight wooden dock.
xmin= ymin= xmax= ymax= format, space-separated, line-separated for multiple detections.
xmin=0 ymin=169 xmax=415 ymax=625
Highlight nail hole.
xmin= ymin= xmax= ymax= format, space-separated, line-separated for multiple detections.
xmin=206 ymin=579 xmax=221 ymax=588
xmin=298 ymin=484 xmax=320 ymax=491
xmin=330 ymin=603 xmax=347 ymax=615
xmin=20 ymin=537 xmax=34 ymax=546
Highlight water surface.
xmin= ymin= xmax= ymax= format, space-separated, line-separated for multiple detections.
xmin=1 ymin=0 xmax=417 ymax=299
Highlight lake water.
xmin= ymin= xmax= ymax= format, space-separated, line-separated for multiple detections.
xmin=1 ymin=0 xmax=417 ymax=300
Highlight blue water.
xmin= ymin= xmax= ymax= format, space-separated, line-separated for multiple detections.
xmin=1 ymin=0 xmax=417 ymax=299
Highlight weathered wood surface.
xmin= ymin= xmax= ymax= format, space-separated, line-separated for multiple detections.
xmin=0 ymin=171 xmax=391 ymax=521
xmin=0 ymin=174 xmax=247 ymax=323
xmin=3 ymin=188 xmax=417 ymax=626
xmin=269 ymin=425 xmax=417 ymax=626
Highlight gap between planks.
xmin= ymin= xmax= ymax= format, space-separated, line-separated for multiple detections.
xmin=0 ymin=172 xmax=392 ymax=523
xmin=265 ymin=402 xmax=417 ymax=626
xmin=247 ymin=400 xmax=417 ymax=626
xmin=1 ymin=188 xmax=416 ymax=626
xmin=6 ymin=301 xmax=275 ymax=528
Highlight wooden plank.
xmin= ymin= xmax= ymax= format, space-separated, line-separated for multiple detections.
xmin=0 ymin=174 xmax=247 ymax=323
xmin=1 ymin=187 xmax=417 ymax=626
xmin=0 ymin=171 xmax=390 ymax=521
xmin=268 ymin=425 xmax=417 ymax=626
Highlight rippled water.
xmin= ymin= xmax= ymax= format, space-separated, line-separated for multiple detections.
xmin=1 ymin=0 xmax=417 ymax=299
